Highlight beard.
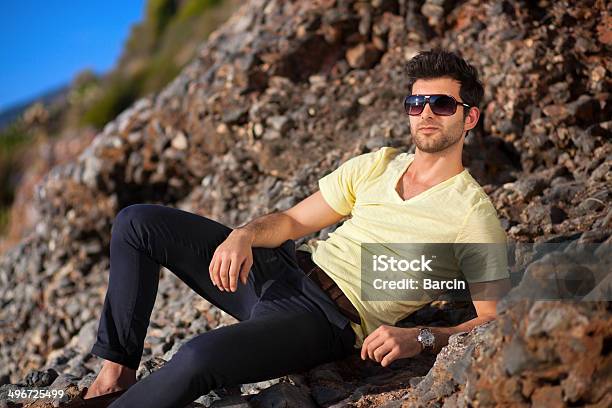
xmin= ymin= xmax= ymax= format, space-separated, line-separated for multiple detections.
xmin=411 ymin=126 xmax=464 ymax=153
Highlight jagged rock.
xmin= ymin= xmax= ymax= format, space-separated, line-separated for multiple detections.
xmin=346 ymin=43 xmax=382 ymax=68
xmin=247 ymin=382 xmax=317 ymax=408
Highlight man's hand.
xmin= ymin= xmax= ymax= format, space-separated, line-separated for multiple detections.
xmin=209 ymin=230 xmax=254 ymax=292
xmin=360 ymin=325 xmax=422 ymax=367
xmin=359 ymin=293 xmax=504 ymax=366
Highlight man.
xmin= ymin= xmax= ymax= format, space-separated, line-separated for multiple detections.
xmin=81 ymin=49 xmax=510 ymax=407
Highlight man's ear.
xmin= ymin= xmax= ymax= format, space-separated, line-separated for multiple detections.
xmin=464 ymin=106 xmax=480 ymax=132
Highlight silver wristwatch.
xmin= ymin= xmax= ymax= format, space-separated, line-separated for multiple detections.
xmin=417 ymin=327 xmax=435 ymax=352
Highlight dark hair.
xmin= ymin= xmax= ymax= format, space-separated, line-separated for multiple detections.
xmin=405 ymin=48 xmax=484 ymax=136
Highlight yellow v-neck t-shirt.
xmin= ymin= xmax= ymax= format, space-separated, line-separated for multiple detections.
xmin=297 ymin=146 xmax=509 ymax=349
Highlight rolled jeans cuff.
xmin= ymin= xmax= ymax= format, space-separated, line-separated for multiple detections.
xmin=91 ymin=343 xmax=140 ymax=371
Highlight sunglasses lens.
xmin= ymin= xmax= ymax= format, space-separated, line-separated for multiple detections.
xmin=430 ymin=95 xmax=456 ymax=116
xmin=404 ymin=95 xmax=461 ymax=116
xmin=404 ymin=95 xmax=425 ymax=115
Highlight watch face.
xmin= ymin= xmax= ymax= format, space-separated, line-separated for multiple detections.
xmin=418 ymin=329 xmax=435 ymax=347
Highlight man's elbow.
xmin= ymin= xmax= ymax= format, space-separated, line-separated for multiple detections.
xmin=481 ymin=313 xmax=497 ymax=322
xmin=472 ymin=299 xmax=499 ymax=321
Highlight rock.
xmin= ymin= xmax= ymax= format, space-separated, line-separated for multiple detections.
xmin=501 ymin=337 xmax=532 ymax=376
xmin=239 ymin=378 xmax=281 ymax=396
xmin=310 ymin=385 xmax=349 ymax=406
xmin=265 ymin=115 xmax=293 ymax=133
xmin=357 ymin=92 xmax=376 ymax=106
xmin=71 ymin=320 xmax=98 ymax=354
xmin=49 ymin=373 xmax=81 ymax=390
xmin=566 ymin=95 xmax=602 ymax=125
xmin=403 ymin=324 xmax=494 ymax=405
xmin=222 ymin=107 xmax=249 ymax=125
xmin=512 ymin=176 xmax=548 ymax=201
xmin=24 ymin=369 xmax=58 ymax=387
xmin=247 ymin=383 xmax=317 ymax=408
xmin=345 ymin=43 xmax=381 ymax=69
xmin=171 ymin=132 xmax=188 ymax=150
xmin=546 ymin=181 xmax=582 ymax=204
xmin=549 ymin=205 xmax=567 ymax=224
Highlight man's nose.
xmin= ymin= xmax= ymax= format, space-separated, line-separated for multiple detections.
xmin=421 ymin=102 xmax=436 ymax=118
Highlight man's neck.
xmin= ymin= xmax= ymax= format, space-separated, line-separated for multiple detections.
xmin=405 ymin=148 xmax=465 ymax=187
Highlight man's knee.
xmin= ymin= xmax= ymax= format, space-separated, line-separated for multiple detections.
xmin=168 ymin=337 xmax=229 ymax=390
xmin=112 ymin=204 xmax=159 ymax=238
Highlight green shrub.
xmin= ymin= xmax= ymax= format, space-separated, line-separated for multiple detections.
xmin=0 ymin=123 xmax=29 ymax=230
xmin=0 ymin=122 xmax=31 ymax=156
xmin=81 ymin=72 xmax=146 ymax=128
xmin=147 ymin=0 xmax=178 ymax=42
xmin=177 ymin=0 xmax=222 ymax=22
xmin=81 ymin=0 xmax=234 ymax=129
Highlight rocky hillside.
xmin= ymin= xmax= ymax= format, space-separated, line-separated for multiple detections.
xmin=1 ymin=0 xmax=610 ymax=407
xmin=0 ymin=0 xmax=241 ymax=254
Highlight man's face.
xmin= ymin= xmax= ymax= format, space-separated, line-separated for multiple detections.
xmin=408 ymin=77 xmax=474 ymax=154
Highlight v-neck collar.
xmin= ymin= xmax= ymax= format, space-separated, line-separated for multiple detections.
xmin=391 ymin=153 xmax=467 ymax=204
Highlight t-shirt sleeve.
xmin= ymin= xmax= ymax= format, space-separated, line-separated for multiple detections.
xmin=318 ymin=149 xmax=382 ymax=216
xmin=453 ymin=198 xmax=510 ymax=283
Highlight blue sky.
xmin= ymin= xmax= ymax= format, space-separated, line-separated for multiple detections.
xmin=0 ymin=1 xmax=147 ymax=111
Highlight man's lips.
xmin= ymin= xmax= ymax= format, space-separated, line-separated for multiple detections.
xmin=418 ymin=126 xmax=440 ymax=135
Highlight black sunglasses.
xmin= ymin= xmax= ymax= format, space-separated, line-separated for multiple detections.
xmin=404 ymin=94 xmax=471 ymax=116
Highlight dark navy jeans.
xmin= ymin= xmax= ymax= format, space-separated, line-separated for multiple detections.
xmin=90 ymin=204 xmax=356 ymax=408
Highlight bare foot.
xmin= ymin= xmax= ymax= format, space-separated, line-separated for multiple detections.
xmin=84 ymin=360 xmax=137 ymax=399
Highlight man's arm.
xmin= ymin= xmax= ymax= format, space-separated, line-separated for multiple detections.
xmin=209 ymin=191 xmax=345 ymax=291
xmin=233 ymin=190 xmax=345 ymax=247
xmin=420 ymin=279 xmax=511 ymax=354
xmin=361 ymin=279 xmax=512 ymax=365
